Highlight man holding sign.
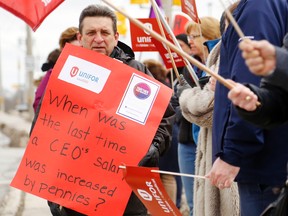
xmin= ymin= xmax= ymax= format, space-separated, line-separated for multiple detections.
xmin=32 ymin=4 xmax=174 ymax=216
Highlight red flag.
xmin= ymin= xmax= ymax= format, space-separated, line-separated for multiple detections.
xmin=180 ymin=0 xmax=199 ymax=23
xmin=130 ymin=18 xmax=185 ymax=69
xmin=123 ymin=166 xmax=182 ymax=216
xmin=172 ymin=12 xmax=192 ymax=35
xmin=0 ymin=0 xmax=64 ymax=31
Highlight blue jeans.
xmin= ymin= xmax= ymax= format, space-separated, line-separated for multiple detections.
xmin=178 ymin=142 xmax=196 ymax=216
xmin=238 ymin=182 xmax=280 ymax=216
xmin=176 ymin=176 xmax=183 ymax=209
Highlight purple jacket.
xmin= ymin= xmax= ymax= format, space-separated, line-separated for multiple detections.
xmin=33 ymin=69 xmax=52 ymax=112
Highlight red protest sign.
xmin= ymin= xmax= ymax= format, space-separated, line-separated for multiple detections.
xmin=10 ymin=44 xmax=172 ymax=215
xmin=123 ymin=166 xmax=181 ymax=216
xmin=151 ymin=35 xmax=185 ymax=69
xmin=0 ymin=0 xmax=64 ymax=31
xmin=130 ymin=18 xmax=185 ymax=69
xmin=172 ymin=12 xmax=192 ymax=35
xmin=181 ymin=0 xmax=199 ymax=23
xmin=130 ymin=18 xmax=160 ymax=52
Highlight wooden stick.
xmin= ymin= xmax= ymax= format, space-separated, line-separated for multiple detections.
xmin=119 ymin=166 xmax=206 ymax=179
xmin=102 ymin=0 xmax=235 ymax=90
xmin=219 ymin=0 xmax=245 ymax=38
xmin=152 ymin=1 xmax=200 ymax=87
xmin=150 ymin=0 xmax=180 ymax=83
xmin=150 ymin=169 xmax=206 ymax=179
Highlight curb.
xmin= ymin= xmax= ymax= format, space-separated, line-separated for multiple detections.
xmin=0 ymin=187 xmax=24 ymax=216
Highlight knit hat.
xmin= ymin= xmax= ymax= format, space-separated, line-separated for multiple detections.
xmin=176 ymin=33 xmax=189 ymax=47
xmin=41 ymin=48 xmax=60 ymax=72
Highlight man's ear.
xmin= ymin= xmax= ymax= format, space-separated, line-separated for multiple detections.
xmin=114 ymin=32 xmax=119 ymax=46
xmin=76 ymin=32 xmax=83 ymax=46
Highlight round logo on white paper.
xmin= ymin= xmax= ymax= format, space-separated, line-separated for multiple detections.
xmin=133 ymin=82 xmax=151 ymax=100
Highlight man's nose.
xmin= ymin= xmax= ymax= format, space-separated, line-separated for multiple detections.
xmin=93 ymin=33 xmax=104 ymax=42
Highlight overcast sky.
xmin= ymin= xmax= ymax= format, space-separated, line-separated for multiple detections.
xmin=0 ymin=0 xmax=228 ymax=92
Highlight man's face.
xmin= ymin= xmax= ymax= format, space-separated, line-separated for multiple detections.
xmin=77 ymin=16 xmax=119 ymax=56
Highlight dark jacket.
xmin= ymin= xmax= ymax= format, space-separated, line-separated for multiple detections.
xmin=213 ymin=0 xmax=288 ymax=186
xmin=32 ymin=43 xmax=175 ymax=216
xmin=237 ymin=33 xmax=288 ymax=128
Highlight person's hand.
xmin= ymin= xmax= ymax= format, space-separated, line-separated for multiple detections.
xmin=138 ymin=142 xmax=160 ymax=167
xmin=208 ymin=76 xmax=216 ymax=91
xmin=176 ymin=74 xmax=191 ymax=97
xmin=239 ymin=39 xmax=276 ymax=76
xmin=206 ymin=157 xmax=240 ymax=189
xmin=228 ymin=82 xmax=258 ymax=111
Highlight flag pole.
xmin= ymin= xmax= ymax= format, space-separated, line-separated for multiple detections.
xmin=119 ymin=166 xmax=206 ymax=179
xmin=219 ymin=0 xmax=245 ymax=38
xmin=150 ymin=0 xmax=181 ymax=83
xmin=150 ymin=169 xmax=206 ymax=179
xmin=151 ymin=0 xmax=200 ymax=87
xmin=102 ymin=0 xmax=235 ymax=90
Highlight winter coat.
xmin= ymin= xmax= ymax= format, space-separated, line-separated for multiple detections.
xmin=213 ymin=0 xmax=288 ymax=186
xmin=179 ymin=41 xmax=240 ymax=216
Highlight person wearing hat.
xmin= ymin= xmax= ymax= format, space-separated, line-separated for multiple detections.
xmin=41 ymin=48 xmax=61 ymax=72
xmin=176 ymin=33 xmax=192 ymax=56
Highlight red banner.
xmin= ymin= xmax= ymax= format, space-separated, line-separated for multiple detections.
xmin=130 ymin=18 xmax=160 ymax=52
xmin=10 ymin=44 xmax=172 ymax=215
xmin=151 ymin=35 xmax=185 ymax=69
xmin=172 ymin=12 xmax=192 ymax=35
xmin=123 ymin=166 xmax=181 ymax=216
xmin=130 ymin=18 xmax=185 ymax=69
xmin=0 ymin=0 xmax=63 ymax=31
xmin=180 ymin=0 xmax=199 ymax=23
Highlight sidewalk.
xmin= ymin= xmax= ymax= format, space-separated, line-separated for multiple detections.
xmin=0 ymin=189 xmax=51 ymax=216
xmin=0 ymin=147 xmax=51 ymax=216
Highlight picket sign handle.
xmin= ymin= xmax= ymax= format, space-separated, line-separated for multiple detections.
xmin=119 ymin=165 xmax=206 ymax=179
xmin=102 ymin=0 xmax=235 ymax=90
xmin=150 ymin=0 xmax=200 ymax=87
xmin=150 ymin=0 xmax=181 ymax=83
xmin=219 ymin=0 xmax=245 ymax=38
xmin=150 ymin=169 xmax=206 ymax=179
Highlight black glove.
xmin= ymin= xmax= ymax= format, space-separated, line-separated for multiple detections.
xmin=48 ymin=201 xmax=66 ymax=216
xmin=176 ymin=74 xmax=190 ymax=98
xmin=199 ymin=76 xmax=211 ymax=89
xmin=138 ymin=142 xmax=160 ymax=167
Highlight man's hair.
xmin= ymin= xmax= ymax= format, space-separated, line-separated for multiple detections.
xmin=79 ymin=4 xmax=117 ymax=34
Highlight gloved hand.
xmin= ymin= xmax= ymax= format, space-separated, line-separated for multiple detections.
xmin=48 ymin=201 xmax=64 ymax=216
xmin=199 ymin=76 xmax=211 ymax=89
xmin=176 ymin=74 xmax=191 ymax=98
xmin=138 ymin=142 xmax=160 ymax=167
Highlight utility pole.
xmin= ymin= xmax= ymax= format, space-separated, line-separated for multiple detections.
xmin=208 ymin=2 xmax=213 ymax=16
xmin=0 ymin=33 xmax=4 ymax=112
xmin=162 ymin=0 xmax=173 ymax=26
xmin=25 ymin=25 xmax=34 ymax=119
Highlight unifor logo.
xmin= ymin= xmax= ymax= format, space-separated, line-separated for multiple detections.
xmin=143 ymin=22 xmax=153 ymax=35
xmin=133 ymin=82 xmax=151 ymax=100
xmin=70 ymin=66 xmax=79 ymax=77
xmin=137 ymin=189 xmax=152 ymax=201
